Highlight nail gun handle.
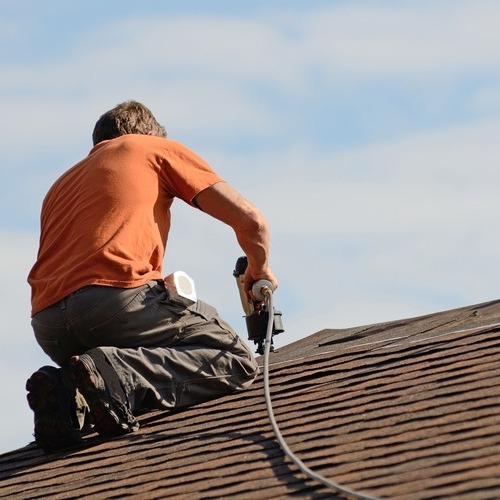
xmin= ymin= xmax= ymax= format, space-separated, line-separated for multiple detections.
xmin=233 ymin=256 xmax=253 ymax=315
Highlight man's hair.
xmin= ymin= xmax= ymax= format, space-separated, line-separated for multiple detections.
xmin=92 ymin=100 xmax=167 ymax=145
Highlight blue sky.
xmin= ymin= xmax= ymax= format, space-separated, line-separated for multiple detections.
xmin=2 ymin=0 xmax=500 ymax=454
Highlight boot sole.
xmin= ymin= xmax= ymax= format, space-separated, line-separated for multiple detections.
xmin=26 ymin=367 xmax=82 ymax=451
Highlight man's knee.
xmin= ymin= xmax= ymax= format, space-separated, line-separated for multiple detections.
xmin=232 ymin=353 xmax=260 ymax=390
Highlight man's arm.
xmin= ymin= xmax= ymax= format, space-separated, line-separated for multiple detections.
xmin=194 ymin=181 xmax=278 ymax=296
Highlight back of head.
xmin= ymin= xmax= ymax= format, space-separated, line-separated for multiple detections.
xmin=92 ymin=101 xmax=167 ymax=146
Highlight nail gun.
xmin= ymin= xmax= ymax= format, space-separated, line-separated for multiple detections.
xmin=233 ymin=256 xmax=284 ymax=355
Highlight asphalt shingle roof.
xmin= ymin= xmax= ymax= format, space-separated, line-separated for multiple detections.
xmin=2 ymin=299 xmax=500 ymax=499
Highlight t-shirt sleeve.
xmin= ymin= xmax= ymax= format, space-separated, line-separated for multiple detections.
xmin=158 ymin=140 xmax=224 ymax=206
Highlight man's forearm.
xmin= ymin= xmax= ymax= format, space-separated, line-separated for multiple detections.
xmin=233 ymin=210 xmax=271 ymax=278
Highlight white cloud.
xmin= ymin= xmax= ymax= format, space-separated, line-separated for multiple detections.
xmin=301 ymin=2 xmax=500 ymax=78
xmin=244 ymin=117 xmax=500 ymax=232
xmin=472 ymin=86 xmax=500 ymax=114
xmin=4 ymin=0 xmax=500 ymax=159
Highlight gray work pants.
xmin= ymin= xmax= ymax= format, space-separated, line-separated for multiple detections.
xmin=31 ymin=281 xmax=259 ymax=413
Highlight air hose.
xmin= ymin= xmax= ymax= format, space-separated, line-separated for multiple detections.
xmin=234 ymin=257 xmax=379 ymax=499
xmin=259 ymin=286 xmax=380 ymax=500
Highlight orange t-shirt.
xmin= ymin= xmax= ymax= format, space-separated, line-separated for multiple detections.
xmin=28 ymin=134 xmax=223 ymax=315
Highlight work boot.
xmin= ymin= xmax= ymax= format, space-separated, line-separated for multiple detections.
xmin=26 ymin=366 xmax=83 ymax=451
xmin=66 ymin=349 xmax=139 ymax=438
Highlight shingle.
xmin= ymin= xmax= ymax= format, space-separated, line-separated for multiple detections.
xmin=2 ymin=299 xmax=500 ymax=499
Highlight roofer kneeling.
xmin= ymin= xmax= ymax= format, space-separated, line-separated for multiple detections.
xmin=26 ymin=101 xmax=278 ymax=451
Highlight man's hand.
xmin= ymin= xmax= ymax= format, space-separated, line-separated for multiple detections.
xmin=243 ymin=267 xmax=278 ymax=302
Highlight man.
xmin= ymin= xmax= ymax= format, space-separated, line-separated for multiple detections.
xmin=26 ymin=100 xmax=278 ymax=451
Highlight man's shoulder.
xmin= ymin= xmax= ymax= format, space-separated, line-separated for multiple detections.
xmin=116 ymin=134 xmax=173 ymax=146
xmin=108 ymin=134 xmax=189 ymax=154
xmin=90 ymin=135 xmax=204 ymax=170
